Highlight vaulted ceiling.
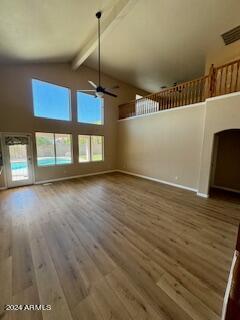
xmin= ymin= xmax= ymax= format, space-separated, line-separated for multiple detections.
xmin=0 ymin=0 xmax=239 ymax=92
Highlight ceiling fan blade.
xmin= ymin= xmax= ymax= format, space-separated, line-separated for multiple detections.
xmin=88 ymin=80 xmax=97 ymax=88
xmin=79 ymin=90 xmax=96 ymax=92
xmin=103 ymin=90 xmax=117 ymax=98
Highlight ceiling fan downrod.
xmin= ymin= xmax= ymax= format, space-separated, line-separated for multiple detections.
xmin=96 ymin=11 xmax=101 ymax=87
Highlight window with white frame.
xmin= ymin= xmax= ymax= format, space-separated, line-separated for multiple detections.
xmin=32 ymin=79 xmax=71 ymax=121
xmin=78 ymin=135 xmax=104 ymax=163
xmin=77 ymin=92 xmax=103 ymax=125
xmin=35 ymin=132 xmax=72 ymax=166
xmin=78 ymin=135 xmax=91 ymax=162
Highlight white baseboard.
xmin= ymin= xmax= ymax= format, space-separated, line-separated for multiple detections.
xmin=197 ymin=192 xmax=209 ymax=198
xmin=116 ymin=170 xmax=197 ymax=192
xmin=0 ymin=186 xmax=7 ymax=191
xmin=35 ymin=170 xmax=116 ymax=185
xmin=212 ymin=185 xmax=240 ymax=195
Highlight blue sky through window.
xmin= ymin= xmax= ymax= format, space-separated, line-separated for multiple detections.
xmin=32 ymin=79 xmax=70 ymax=121
xmin=77 ymin=92 xmax=103 ymax=125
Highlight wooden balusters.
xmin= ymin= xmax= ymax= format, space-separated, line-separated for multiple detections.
xmin=119 ymin=58 xmax=240 ymax=119
xmin=235 ymin=61 xmax=239 ymax=91
xmin=229 ymin=63 xmax=233 ymax=93
xmin=213 ymin=59 xmax=240 ymax=97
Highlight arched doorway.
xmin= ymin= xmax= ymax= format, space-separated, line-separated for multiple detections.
xmin=210 ymin=129 xmax=240 ymax=194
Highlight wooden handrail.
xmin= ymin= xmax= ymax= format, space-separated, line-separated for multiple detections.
xmin=215 ymin=58 xmax=240 ymax=70
xmin=119 ymin=58 xmax=240 ymax=120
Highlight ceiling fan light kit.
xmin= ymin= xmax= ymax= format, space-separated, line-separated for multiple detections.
xmin=96 ymin=91 xmax=104 ymax=98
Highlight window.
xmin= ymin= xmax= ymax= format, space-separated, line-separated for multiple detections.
xmin=91 ymin=136 xmax=104 ymax=161
xmin=78 ymin=135 xmax=104 ymax=163
xmin=77 ymin=92 xmax=103 ymax=125
xmin=36 ymin=132 xmax=72 ymax=166
xmin=78 ymin=135 xmax=90 ymax=162
xmin=32 ymin=79 xmax=71 ymax=121
xmin=35 ymin=133 xmax=55 ymax=166
xmin=55 ymin=134 xmax=72 ymax=165
xmin=136 ymin=94 xmax=143 ymax=100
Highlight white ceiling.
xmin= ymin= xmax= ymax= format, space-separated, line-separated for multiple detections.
xmin=0 ymin=0 xmax=239 ymax=92
xmin=0 ymin=0 xmax=113 ymax=62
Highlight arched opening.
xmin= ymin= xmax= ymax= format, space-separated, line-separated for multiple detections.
xmin=210 ymin=129 xmax=240 ymax=195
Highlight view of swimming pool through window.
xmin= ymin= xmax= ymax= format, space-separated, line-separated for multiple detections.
xmin=11 ymin=157 xmax=71 ymax=171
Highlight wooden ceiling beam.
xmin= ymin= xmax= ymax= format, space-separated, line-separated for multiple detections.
xmin=72 ymin=0 xmax=136 ymax=70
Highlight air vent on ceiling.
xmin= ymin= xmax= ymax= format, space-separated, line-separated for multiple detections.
xmin=221 ymin=25 xmax=240 ymax=45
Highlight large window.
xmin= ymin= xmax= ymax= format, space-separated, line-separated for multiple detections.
xmin=91 ymin=136 xmax=104 ymax=161
xmin=78 ymin=135 xmax=104 ymax=163
xmin=77 ymin=92 xmax=103 ymax=125
xmin=78 ymin=135 xmax=90 ymax=162
xmin=36 ymin=132 xmax=72 ymax=166
xmin=32 ymin=79 xmax=71 ymax=121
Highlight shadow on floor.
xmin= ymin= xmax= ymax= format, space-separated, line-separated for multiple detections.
xmin=210 ymin=187 xmax=240 ymax=204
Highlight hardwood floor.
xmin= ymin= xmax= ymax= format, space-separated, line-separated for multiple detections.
xmin=0 ymin=172 xmax=239 ymax=320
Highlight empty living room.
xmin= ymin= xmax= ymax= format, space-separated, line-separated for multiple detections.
xmin=1 ymin=0 xmax=240 ymax=319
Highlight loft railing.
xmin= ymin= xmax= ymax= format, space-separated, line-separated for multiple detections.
xmin=119 ymin=58 xmax=240 ymax=120
xmin=213 ymin=59 xmax=240 ymax=97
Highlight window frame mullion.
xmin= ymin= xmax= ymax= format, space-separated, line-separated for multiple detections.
xmin=53 ymin=133 xmax=57 ymax=165
xmin=89 ymin=135 xmax=92 ymax=162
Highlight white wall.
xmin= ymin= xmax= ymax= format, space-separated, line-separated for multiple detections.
xmin=117 ymin=92 xmax=240 ymax=196
xmin=117 ymin=103 xmax=205 ymax=190
xmin=198 ymin=92 xmax=240 ymax=195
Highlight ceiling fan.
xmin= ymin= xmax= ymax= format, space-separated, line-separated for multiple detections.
xmin=80 ymin=11 xmax=119 ymax=98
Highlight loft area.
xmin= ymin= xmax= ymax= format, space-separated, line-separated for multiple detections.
xmin=119 ymin=58 xmax=240 ymax=119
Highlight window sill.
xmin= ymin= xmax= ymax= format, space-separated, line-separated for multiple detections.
xmin=37 ymin=163 xmax=73 ymax=168
xmin=78 ymin=160 xmax=104 ymax=164
xmin=77 ymin=122 xmax=104 ymax=126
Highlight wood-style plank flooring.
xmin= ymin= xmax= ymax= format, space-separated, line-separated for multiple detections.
xmin=0 ymin=172 xmax=239 ymax=320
